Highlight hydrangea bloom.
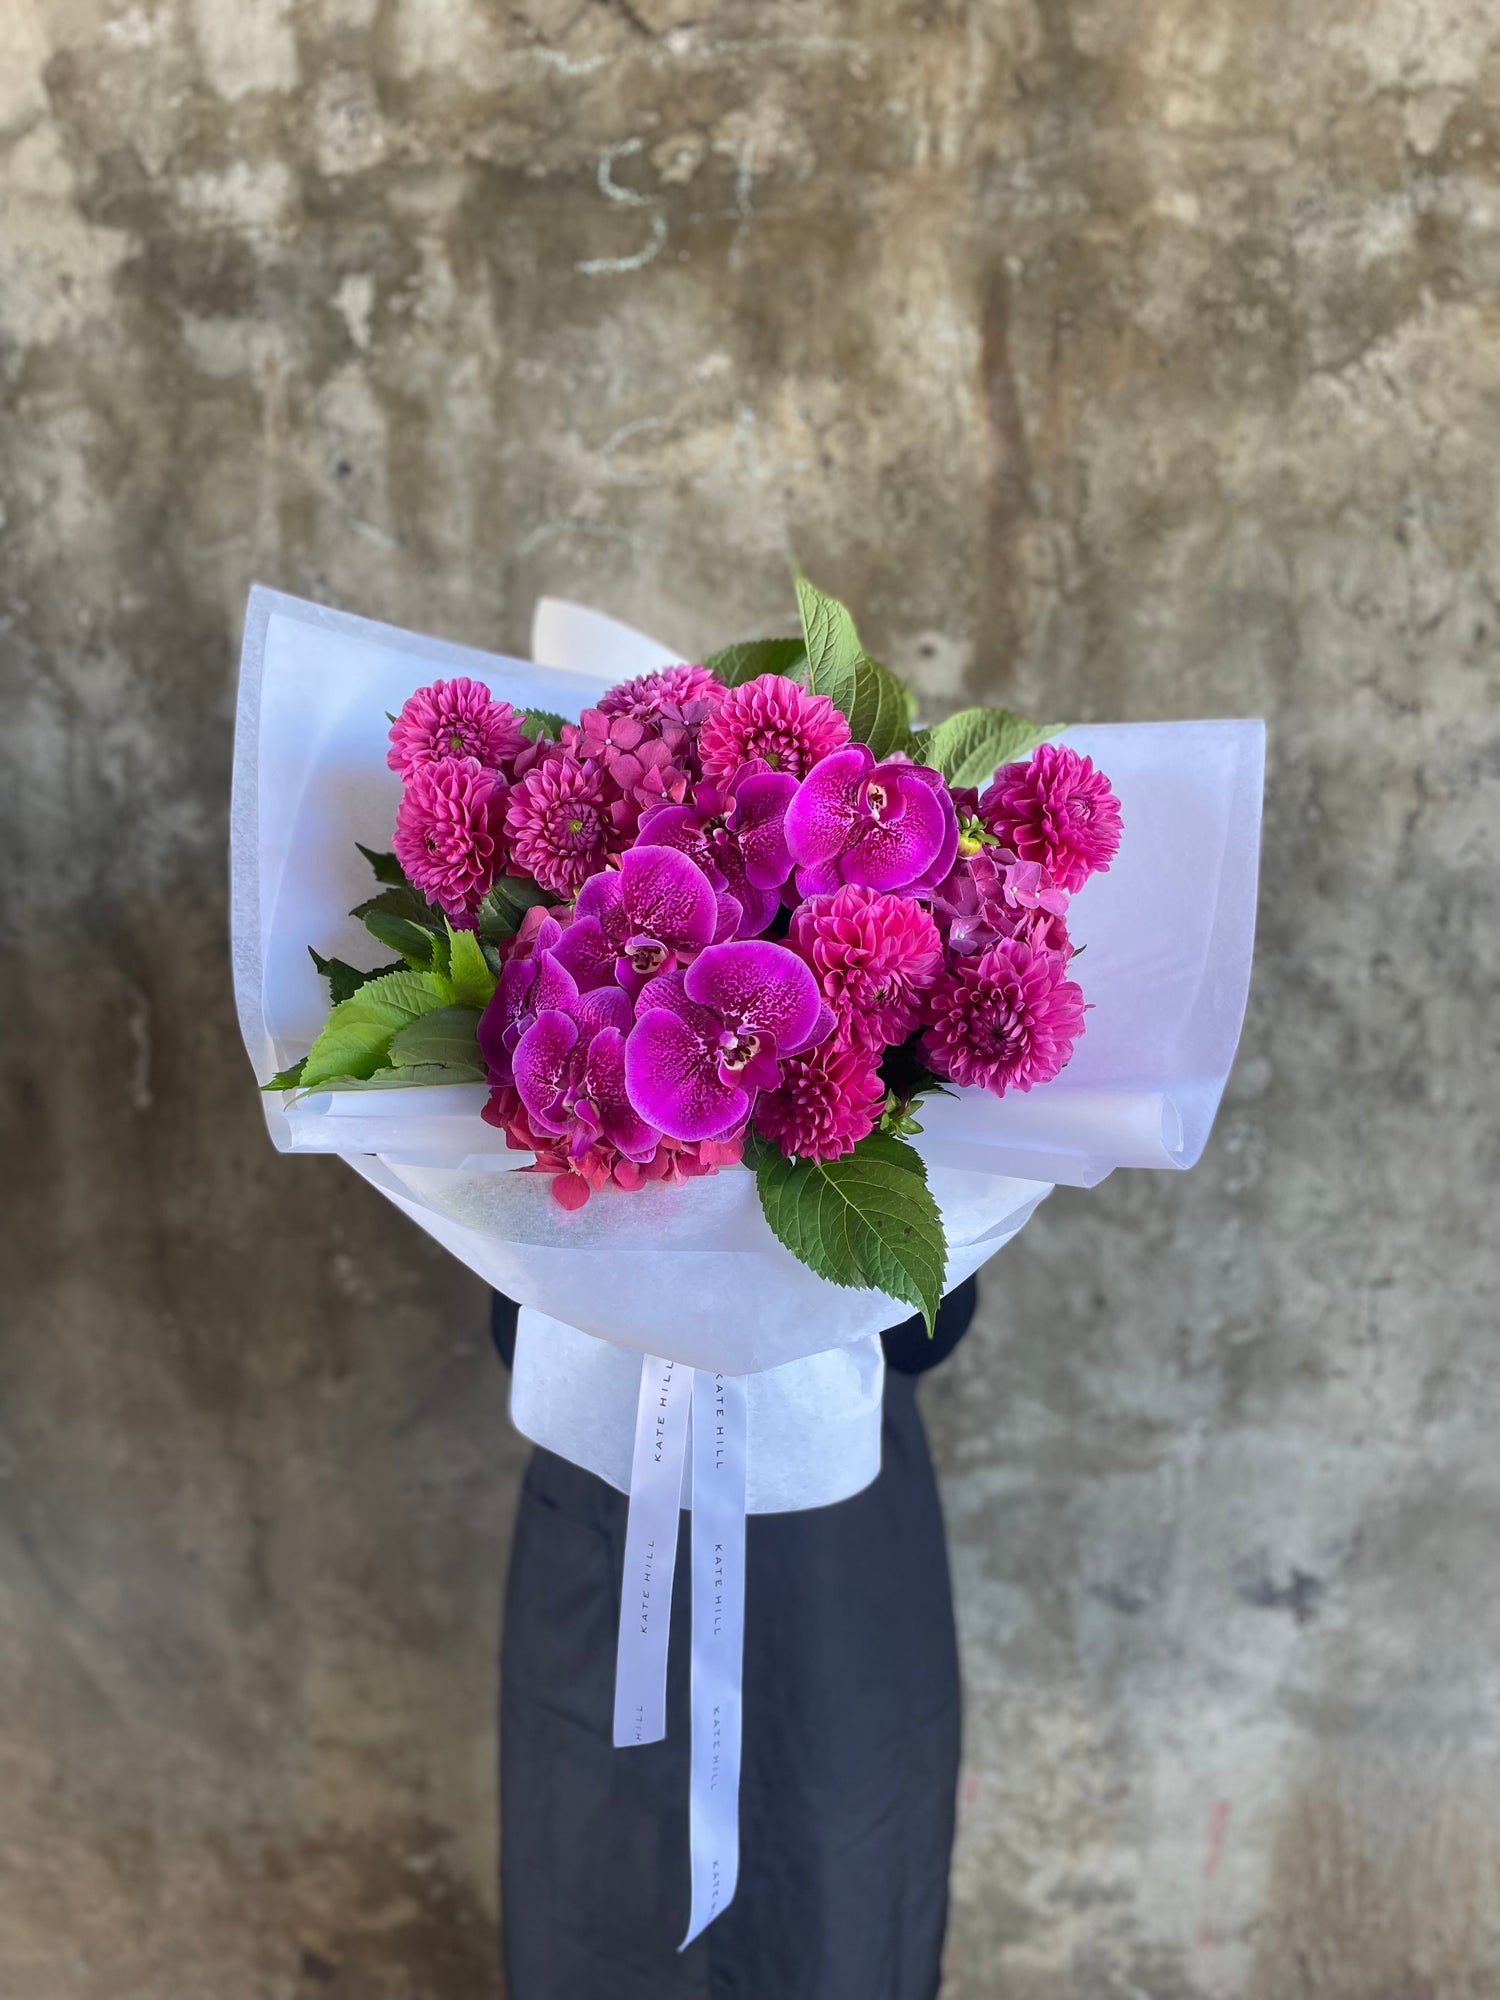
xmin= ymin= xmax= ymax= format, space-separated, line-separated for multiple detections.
xmin=931 ymin=849 xmax=1072 ymax=959
xmin=785 ymin=746 xmax=958 ymax=896
xmin=387 ymin=677 xmax=526 ymax=779
xmin=789 ymin=885 xmax=943 ymax=1052
xmin=980 ymin=744 xmax=1122 ymax=893
xmin=921 ymin=938 xmax=1085 ymax=1095
xmin=566 ymin=707 xmax=696 ymax=822
xmin=697 ymin=674 xmax=850 ymax=783
xmin=625 ymin=942 xmax=830 ymax=1142
xmin=393 ymin=754 xmax=508 ymax=919
xmin=504 ymin=753 xmax=627 ymax=897
xmin=752 ymin=1039 xmax=885 ymax=1161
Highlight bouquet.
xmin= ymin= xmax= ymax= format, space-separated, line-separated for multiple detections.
xmin=232 ymin=575 xmax=1263 ymax=1943
xmin=265 ymin=570 xmax=1118 ymax=1336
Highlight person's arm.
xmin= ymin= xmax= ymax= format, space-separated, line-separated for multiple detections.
xmin=490 ymin=1273 xmax=979 ymax=1379
xmin=880 ymin=1274 xmax=978 ymax=1376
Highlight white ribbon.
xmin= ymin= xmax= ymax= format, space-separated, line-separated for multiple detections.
xmin=611 ymin=1355 xmax=750 ymax=1945
xmin=681 ymin=1368 xmax=748 ymax=1948
xmin=613 ymin=1354 xmax=692 ymax=1747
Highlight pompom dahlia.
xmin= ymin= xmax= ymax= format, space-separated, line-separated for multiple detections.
xmin=596 ymin=663 xmax=725 ymax=725
xmin=980 ymin=744 xmax=1122 ymax=894
xmin=752 ymin=1038 xmax=885 ymax=1161
xmin=393 ymin=755 xmax=508 ymax=920
xmin=388 ymin=677 xmax=526 ymax=779
xmin=697 ymin=674 xmax=850 ymax=783
xmin=504 ymin=754 xmax=626 ymax=898
xmin=789 ymin=885 xmax=943 ymax=1053
xmin=921 ymin=938 xmax=1085 ymax=1096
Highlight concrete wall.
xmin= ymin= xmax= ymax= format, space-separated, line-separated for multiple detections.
xmin=3 ymin=1 xmax=1498 ymax=1993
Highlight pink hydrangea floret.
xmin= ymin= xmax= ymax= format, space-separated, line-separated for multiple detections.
xmin=504 ymin=754 xmax=627 ymax=898
xmin=596 ymin=663 xmax=725 ymax=725
xmin=753 ymin=1039 xmax=885 ymax=1161
xmin=789 ymin=885 xmax=943 ymax=1053
xmin=697 ymin=673 xmax=850 ymax=783
xmin=980 ymin=744 xmax=1122 ymax=894
xmin=388 ymin=677 xmax=526 ymax=780
xmin=392 ymin=754 xmax=507 ymax=920
xmin=921 ymin=938 xmax=1085 ymax=1096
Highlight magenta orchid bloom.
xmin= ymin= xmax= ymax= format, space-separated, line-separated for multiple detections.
xmin=513 ymin=986 xmax=662 ymax=1163
xmin=625 ymin=941 xmax=831 ymax=1142
xmin=785 ymin=746 xmax=958 ymax=896
xmin=575 ymin=844 xmax=728 ymax=997
xmin=636 ymin=764 xmax=797 ymax=938
xmin=476 ymin=913 xmax=616 ymax=1084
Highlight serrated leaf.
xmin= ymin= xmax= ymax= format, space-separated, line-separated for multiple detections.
xmin=352 ymin=883 xmax=444 ymax=930
xmin=917 ymin=706 xmax=1062 ymax=789
xmin=704 ymin=637 xmax=808 ymax=688
xmin=520 ymin=708 xmax=568 ymax=741
xmin=387 ymin=1004 xmax=486 ymax=1076
xmin=752 ymin=1127 xmax=946 ymax=1334
xmin=299 ymin=969 xmax=449 ymax=1090
xmin=792 ymin=569 xmax=911 ymax=760
xmin=262 ymin=1058 xmax=307 ymax=1092
xmin=309 ymin=1064 xmax=483 ymax=1090
xmin=309 ymin=947 xmax=407 ymax=1004
xmin=443 ymin=924 xmax=496 ymax=1010
xmin=475 ymin=876 xmax=553 ymax=943
xmin=356 ymin=842 xmax=409 ymax=886
xmin=358 ymin=908 xmax=440 ymax=968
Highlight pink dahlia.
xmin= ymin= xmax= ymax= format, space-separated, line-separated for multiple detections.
xmin=393 ymin=755 xmax=507 ymax=920
xmin=921 ymin=938 xmax=1085 ymax=1096
xmin=697 ymin=674 xmax=850 ymax=784
xmin=504 ymin=754 xmax=626 ymax=898
xmin=979 ymin=744 xmax=1122 ymax=894
xmin=753 ymin=1039 xmax=885 ymax=1161
xmin=789 ymin=885 xmax=943 ymax=1053
xmin=596 ymin=663 xmax=725 ymax=725
xmin=388 ymin=677 xmax=526 ymax=780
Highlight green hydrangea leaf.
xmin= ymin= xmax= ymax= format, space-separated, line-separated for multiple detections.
xmin=387 ymin=1004 xmax=486 ymax=1077
xmin=308 ymin=1063 xmax=481 ymax=1089
xmin=751 ymin=1128 xmax=946 ymax=1334
xmin=443 ymin=924 xmax=497 ymax=1011
xmin=358 ymin=908 xmax=441 ymax=969
xmin=299 ymin=969 xmax=450 ymax=1090
xmin=520 ymin=708 xmax=568 ymax=742
xmin=309 ymin=948 xmax=407 ymax=1004
xmin=262 ymin=1058 xmax=307 ymax=1092
xmin=792 ymin=570 xmax=910 ymax=761
xmin=704 ymin=637 xmax=808 ymax=688
xmin=352 ymin=883 xmax=445 ymax=930
xmin=475 ymin=876 xmax=554 ymax=944
xmin=915 ymin=707 xmax=1062 ymax=789
xmin=355 ymin=842 xmax=409 ymax=886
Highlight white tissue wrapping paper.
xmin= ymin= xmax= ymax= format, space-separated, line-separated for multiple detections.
xmin=232 ymin=587 xmax=1263 ymax=1511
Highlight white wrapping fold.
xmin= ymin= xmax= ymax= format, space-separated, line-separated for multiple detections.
xmin=231 ymin=585 xmax=1263 ymax=1939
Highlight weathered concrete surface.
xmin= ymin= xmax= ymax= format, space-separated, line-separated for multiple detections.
xmin=2 ymin=0 xmax=1499 ymax=1993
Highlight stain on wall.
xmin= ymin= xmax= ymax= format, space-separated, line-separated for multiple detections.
xmin=2 ymin=1 xmax=1498 ymax=1994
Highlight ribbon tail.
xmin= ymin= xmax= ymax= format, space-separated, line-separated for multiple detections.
xmin=613 ymin=1353 xmax=693 ymax=1748
xmin=679 ymin=1369 xmax=748 ymax=1949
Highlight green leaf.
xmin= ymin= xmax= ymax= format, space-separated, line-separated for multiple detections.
xmin=520 ymin=708 xmax=568 ymax=742
xmin=262 ymin=1058 xmax=307 ymax=1092
xmin=309 ymin=1063 xmax=482 ymax=1090
xmin=387 ymin=1004 xmax=486 ymax=1076
xmin=356 ymin=842 xmax=409 ymax=886
xmin=358 ymin=908 xmax=440 ymax=969
xmin=442 ymin=924 xmax=497 ymax=1010
xmin=299 ymin=969 xmax=449 ymax=1090
xmin=475 ymin=876 xmax=553 ymax=944
xmin=309 ymin=947 xmax=406 ymax=1004
xmin=704 ymin=637 xmax=808 ymax=688
xmin=914 ymin=707 xmax=1062 ymax=789
xmin=352 ymin=883 xmax=445 ymax=930
xmin=752 ymin=1128 xmax=946 ymax=1334
xmin=792 ymin=569 xmax=910 ymax=760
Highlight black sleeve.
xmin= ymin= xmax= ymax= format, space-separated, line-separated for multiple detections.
xmin=490 ymin=1274 xmax=979 ymax=1381
xmin=491 ymin=1291 xmax=519 ymax=1372
xmin=880 ymin=1274 xmax=978 ymax=1377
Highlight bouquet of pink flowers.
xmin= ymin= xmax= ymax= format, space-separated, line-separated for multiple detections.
xmin=266 ymin=573 xmax=1121 ymax=1334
